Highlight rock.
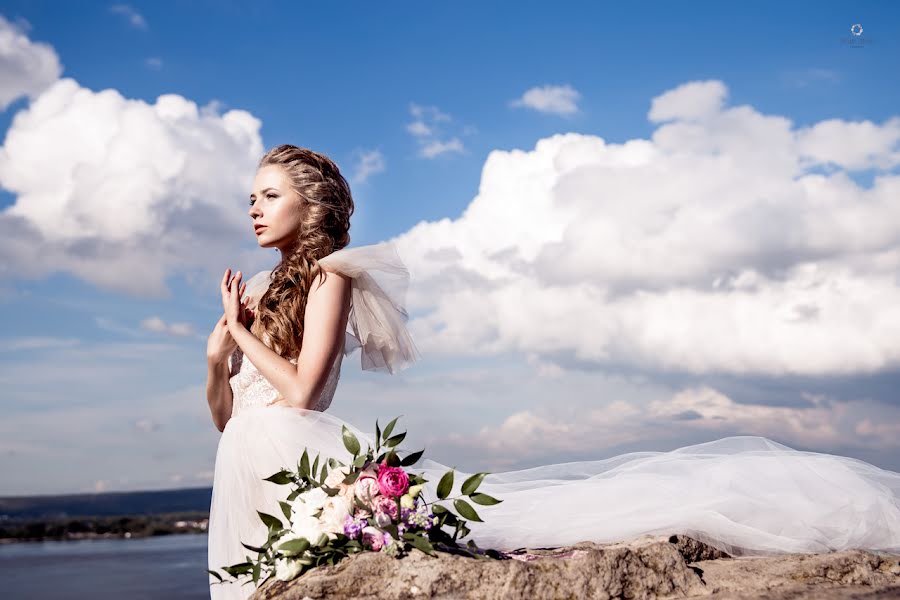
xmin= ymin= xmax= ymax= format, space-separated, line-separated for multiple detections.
xmin=248 ymin=534 xmax=900 ymax=600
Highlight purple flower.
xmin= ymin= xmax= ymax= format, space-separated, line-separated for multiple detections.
xmin=343 ymin=513 xmax=363 ymax=539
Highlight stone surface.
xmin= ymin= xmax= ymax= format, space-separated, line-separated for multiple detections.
xmin=247 ymin=534 xmax=900 ymax=600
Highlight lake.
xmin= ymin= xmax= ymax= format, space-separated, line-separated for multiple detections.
xmin=0 ymin=533 xmax=215 ymax=599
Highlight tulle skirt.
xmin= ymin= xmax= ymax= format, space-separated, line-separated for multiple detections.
xmin=207 ymin=405 xmax=900 ymax=599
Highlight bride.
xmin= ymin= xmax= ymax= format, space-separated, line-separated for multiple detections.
xmin=206 ymin=144 xmax=900 ymax=599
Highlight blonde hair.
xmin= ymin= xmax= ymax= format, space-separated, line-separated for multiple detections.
xmin=249 ymin=144 xmax=354 ymax=359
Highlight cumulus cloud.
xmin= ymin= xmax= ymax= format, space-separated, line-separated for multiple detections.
xmin=510 ymin=84 xmax=581 ymax=116
xmin=0 ymin=77 xmax=265 ymax=296
xmin=0 ymin=15 xmax=62 ymax=111
xmin=394 ymin=79 xmax=900 ymax=377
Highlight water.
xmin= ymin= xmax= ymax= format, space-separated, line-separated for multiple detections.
xmin=0 ymin=533 xmax=212 ymax=600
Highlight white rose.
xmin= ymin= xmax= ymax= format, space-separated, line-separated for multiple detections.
xmin=291 ymin=487 xmax=328 ymax=521
xmin=274 ymin=556 xmax=303 ymax=582
xmin=324 ymin=465 xmax=351 ymax=489
xmin=290 ymin=514 xmax=326 ymax=546
xmin=319 ymin=494 xmax=352 ymax=537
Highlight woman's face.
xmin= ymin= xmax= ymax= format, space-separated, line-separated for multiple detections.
xmin=248 ymin=164 xmax=304 ymax=253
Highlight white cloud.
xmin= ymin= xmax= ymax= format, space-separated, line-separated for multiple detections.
xmin=648 ymin=80 xmax=728 ymax=123
xmin=439 ymin=385 xmax=900 ymax=468
xmin=420 ymin=137 xmax=463 ymax=158
xmin=394 ymin=79 xmax=900 ymax=377
xmin=510 ymin=84 xmax=581 ymax=116
xmin=141 ymin=316 xmax=196 ymax=337
xmin=145 ymin=57 xmax=163 ymax=70
xmin=406 ymin=102 xmax=467 ymax=159
xmin=0 ymin=14 xmax=62 ymax=111
xmin=349 ymin=148 xmax=386 ymax=184
xmin=110 ymin=4 xmax=148 ymax=29
xmin=0 ymin=77 xmax=265 ymax=296
xmin=782 ymin=67 xmax=841 ymax=88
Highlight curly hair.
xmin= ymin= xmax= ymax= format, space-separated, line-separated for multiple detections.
xmin=249 ymin=144 xmax=355 ymax=360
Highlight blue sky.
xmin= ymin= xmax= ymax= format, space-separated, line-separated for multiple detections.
xmin=1 ymin=1 xmax=899 ymax=495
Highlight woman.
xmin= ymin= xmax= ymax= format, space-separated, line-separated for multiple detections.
xmin=206 ymin=145 xmax=900 ymax=599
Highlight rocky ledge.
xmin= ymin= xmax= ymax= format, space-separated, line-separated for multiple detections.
xmin=248 ymin=534 xmax=900 ymax=599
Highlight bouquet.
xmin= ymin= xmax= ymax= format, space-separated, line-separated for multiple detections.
xmin=208 ymin=416 xmax=505 ymax=589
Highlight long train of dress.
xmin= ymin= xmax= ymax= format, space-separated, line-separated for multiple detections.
xmin=207 ymin=241 xmax=900 ymax=600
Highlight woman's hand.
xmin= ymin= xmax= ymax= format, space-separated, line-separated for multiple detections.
xmin=221 ymin=268 xmax=253 ymax=332
xmin=206 ymin=312 xmax=237 ymax=364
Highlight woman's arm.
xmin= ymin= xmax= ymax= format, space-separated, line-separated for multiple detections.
xmin=206 ymin=356 xmax=234 ymax=432
xmin=228 ymin=268 xmax=352 ymax=410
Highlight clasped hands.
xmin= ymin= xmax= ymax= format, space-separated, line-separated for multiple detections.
xmin=221 ymin=268 xmax=254 ymax=332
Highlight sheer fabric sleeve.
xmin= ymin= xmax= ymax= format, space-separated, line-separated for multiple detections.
xmin=317 ymin=241 xmax=422 ymax=374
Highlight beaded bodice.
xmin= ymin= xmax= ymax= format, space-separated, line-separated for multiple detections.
xmin=228 ymin=338 xmax=343 ymax=417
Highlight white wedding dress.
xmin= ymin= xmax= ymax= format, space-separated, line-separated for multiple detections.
xmin=207 ymin=241 xmax=900 ymax=600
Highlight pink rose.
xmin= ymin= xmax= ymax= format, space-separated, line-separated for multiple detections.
xmin=361 ymin=526 xmax=384 ymax=551
xmin=376 ymin=464 xmax=409 ymax=498
xmin=355 ymin=477 xmax=380 ymax=507
xmin=373 ymin=495 xmax=398 ymax=520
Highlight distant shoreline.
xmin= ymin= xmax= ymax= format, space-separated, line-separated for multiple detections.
xmin=0 ymin=511 xmax=210 ymax=544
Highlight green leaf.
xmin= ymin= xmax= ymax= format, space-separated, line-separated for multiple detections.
xmin=460 ymin=472 xmax=487 ymax=496
xmin=278 ymin=537 xmax=310 ymax=555
xmin=207 ymin=569 xmax=224 ymax=582
xmin=381 ymin=416 xmax=400 ymax=442
xmin=400 ymin=448 xmax=425 ymax=466
xmin=384 ymin=431 xmax=407 ymax=448
xmin=384 ymin=449 xmax=401 ymax=467
xmin=375 ymin=419 xmax=381 ymax=449
xmin=453 ymin=498 xmax=483 ymax=522
xmin=352 ymin=454 xmax=368 ymax=468
xmin=431 ymin=503 xmax=448 ymax=514
xmin=409 ymin=533 xmax=436 ymax=556
xmin=299 ymin=449 xmax=310 ymax=479
xmin=263 ymin=469 xmax=293 ymax=485
xmin=342 ymin=425 xmax=360 ymax=456
xmin=257 ymin=510 xmax=283 ymax=530
xmin=223 ymin=562 xmax=253 ymax=577
xmin=279 ymin=500 xmax=292 ymax=521
xmin=252 ymin=561 xmax=261 ymax=585
xmin=342 ymin=470 xmax=361 ymax=485
xmin=436 ymin=469 xmax=454 ymax=499
xmin=241 ymin=541 xmax=266 ymax=554
xmin=469 ymin=492 xmax=502 ymax=506
xmin=311 ymin=454 xmax=320 ymax=478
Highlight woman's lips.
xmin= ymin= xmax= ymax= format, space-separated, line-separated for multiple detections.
xmin=255 ymin=226 xmax=267 ymax=235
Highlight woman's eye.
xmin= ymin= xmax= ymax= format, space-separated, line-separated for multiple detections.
xmin=249 ymin=199 xmax=255 ymax=206
xmin=267 ymin=194 xmax=277 ymax=199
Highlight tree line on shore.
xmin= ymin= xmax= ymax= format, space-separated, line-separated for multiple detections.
xmin=0 ymin=511 xmax=210 ymax=542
